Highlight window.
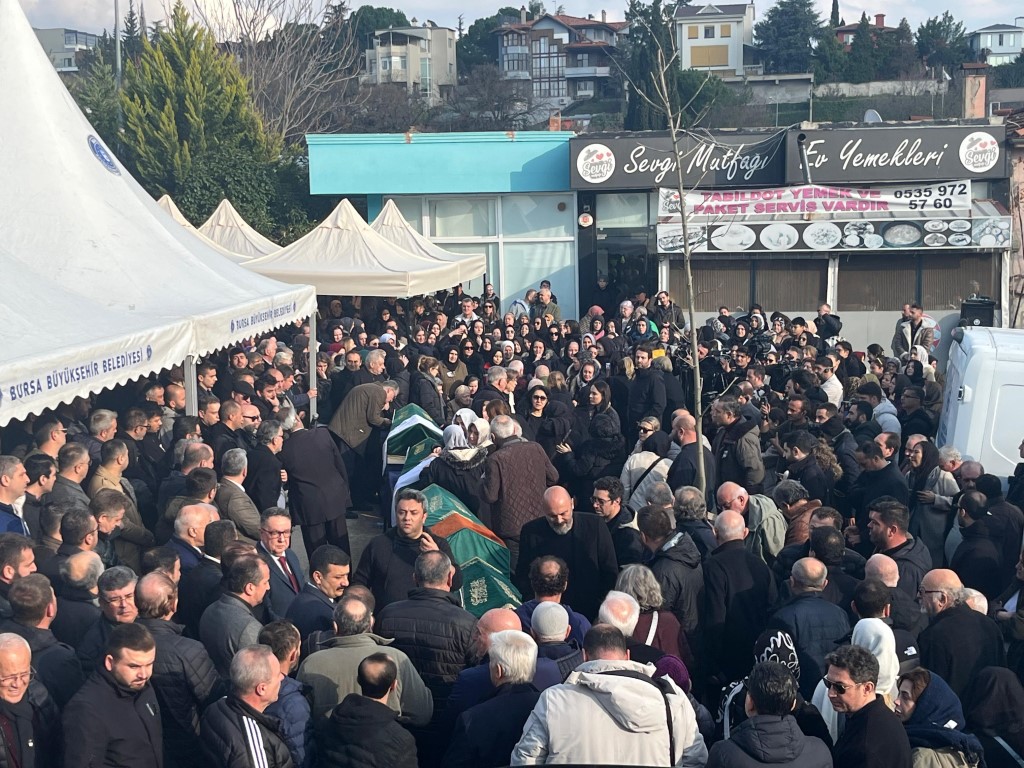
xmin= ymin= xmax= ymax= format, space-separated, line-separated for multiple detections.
xmin=688 ymin=25 xmax=698 ymax=39
xmin=420 ymin=39 xmax=429 ymax=51
xmin=922 ymin=253 xmax=997 ymax=310
xmin=704 ymin=26 xmax=715 ymax=39
xmin=998 ymin=33 xmax=1004 ymax=47
xmin=755 ymin=260 xmax=828 ymax=309
xmin=577 ymin=53 xmax=589 ymax=67
xmin=369 ymin=60 xmax=376 ymax=74
xmin=682 ymin=261 xmax=750 ymax=312
xmin=596 ymin=193 xmax=649 ymax=229
xmin=721 ymin=24 xmax=731 ymax=37
xmin=503 ymin=53 xmax=529 ymax=72
xmin=429 ymin=198 xmax=497 ymax=238
xmin=502 ymin=195 xmax=573 ymax=238
xmin=837 ymin=253 xmax=917 ymax=311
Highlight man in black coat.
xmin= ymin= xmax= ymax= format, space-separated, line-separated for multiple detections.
xmin=444 ymin=630 xmax=541 ymax=768
xmin=316 ymin=653 xmax=417 ymax=768
xmin=702 ymin=511 xmax=778 ymax=686
xmin=767 ymin=557 xmax=850 ymax=699
xmin=898 ymin=386 xmax=935 ymax=441
xmin=844 ymin=441 xmax=909 ymax=555
xmin=208 ymin=400 xmax=249 ymax=473
xmin=826 ymin=644 xmax=912 ymax=768
xmin=1 ymin=574 xmax=84 ymax=709
xmin=637 ymin=505 xmax=703 ymax=634
xmin=285 ymin=545 xmax=351 ymax=639
xmin=243 ymin=420 xmax=285 ymax=513
xmin=471 ymin=367 xmax=510 ymax=417
xmin=135 ymin=572 xmax=222 ymax=768
xmin=975 ymin=473 xmax=1024 ymax=589
xmin=352 ymin=488 xmax=462 ymax=611
xmin=278 ymin=424 xmax=352 ymax=558
xmin=667 ymin=412 xmax=717 ymax=513
xmin=515 ymin=487 xmax=618 ymax=621
xmin=375 ymin=551 xmax=476 ymax=716
xmin=0 ymin=633 xmax=62 ymax=768
xmin=50 ymin=551 xmax=103 ymax=647
xmin=858 ymin=498 xmax=931 ymax=597
xmin=950 ymin=491 xmax=1003 ymax=599
xmin=918 ymin=568 xmax=1006 ymax=700
xmin=591 ymin=477 xmax=643 ymax=568
xmin=626 ymin=345 xmax=666 ymax=445
xmin=200 ymin=645 xmax=293 ymax=768
xmin=256 ymin=509 xmax=305 ymax=620
xmin=176 ymin=520 xmax=237 ymax=639
xmin=63 ymin=623 xmax=164 ymax=768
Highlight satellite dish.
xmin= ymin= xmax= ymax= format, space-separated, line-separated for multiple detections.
xmin=864 ymin=109 xmax=883 ymax=123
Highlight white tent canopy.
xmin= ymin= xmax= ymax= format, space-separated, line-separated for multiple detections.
xmin=244 ymin=199 xmax=466 ymax=296
xmin=156 ymin=195 xmax=253 ymax=263
xmin=371 ymin=199 xmax=487 ymax=284
xmin=0 ymin=0 xmax=316 ymax=427
xmin=200 ymin=198 xmax=281 ymax=258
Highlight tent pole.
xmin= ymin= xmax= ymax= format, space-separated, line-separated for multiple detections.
xmin=308 ymin=311 xmax=319 ymax=423
xmin=183 ymin=355 xmax=198 ymax=416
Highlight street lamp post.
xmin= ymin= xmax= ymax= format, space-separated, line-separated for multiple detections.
xmin=114 ymin=0 xmax=122 ymax=90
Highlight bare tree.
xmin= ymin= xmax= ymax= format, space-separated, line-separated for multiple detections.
xmin=436 ymin=64 xmax=542 ymax=131
xmin=191 ymin=0 xmax=362 ymax=143
xmin=616 ymin=7 xmax=722 ymax=496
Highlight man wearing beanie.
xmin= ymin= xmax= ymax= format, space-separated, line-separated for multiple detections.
xmin=530 ymin=602 xmax=582 ymax=681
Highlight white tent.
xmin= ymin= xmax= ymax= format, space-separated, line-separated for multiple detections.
xmin=244 ymin=199 xmax=465 ymax=296
xmin=370 ymin=199 xmax=487 ymax=284
xmin=199 ymin=198 xmax=280 ymax=258
xmin=156 ymin=195 xmax=253 ymax=263
xmin=0 ymin=0 xmax=316 ymax=427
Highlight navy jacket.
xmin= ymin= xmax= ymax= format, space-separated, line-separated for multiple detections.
xmin=768 ymin=592 xmax=850 ymax=699
xmin=442 ymin=657 xmax=561 ymax=732
xmin=284 ymin=583 xmax=335 ymax=639
xmin=258 ymin=544 xmax=304 ymax=619
xmin=444 ymin=683 xmax=541 ymax=768
xmin=168 ymin=537 xmax=203 ymax=574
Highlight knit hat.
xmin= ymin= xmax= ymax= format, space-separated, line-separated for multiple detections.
xmin=532 ymin=602 xmax=569 ymax=642
xmin=753 ymin=629 xmax=800 ymax=679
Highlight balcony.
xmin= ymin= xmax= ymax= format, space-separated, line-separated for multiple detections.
xmin=503 ymin=69 xmax=532 ymax=80
xmin=565 ymin=65 xmax=611 ymax=78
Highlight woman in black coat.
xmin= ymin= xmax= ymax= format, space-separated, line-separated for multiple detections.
xmin=515 ymin=384 xmax=572 ymax=458
xmin=555 ymin=381 xmax=626 ymax=504
xmin=420 ymin=424 xmax=490 ymax=526
xmin=410 ymin=356 xmax=446 ymax=427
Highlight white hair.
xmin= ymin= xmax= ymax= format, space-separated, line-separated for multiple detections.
xmin=490 ymin=415 xmax=517 ymax=441
xmin=0 ymin=633 xmax=31 ymax=656
xmin=598 ymin=590 xmax=641 ymax=637
xmin=960 ymin=588 xmax=988 ymax=615
xmin=488 ymin=630 xmax=538 ymax=685
xmin=174 ymin=504 xmax=211 ymax=537
xmin=938 ymin=445 xmax=962 ymax=464
xmin=230 ymin=645 xmax=277 ymax=695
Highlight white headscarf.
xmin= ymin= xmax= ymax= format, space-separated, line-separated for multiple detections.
xmin=443 ymin=424 xmax=470 ymax=450
xmin=851 ymin=618 xmax=900 ymax=698
xmin=454 ymin=408 xmax=477 ymax=432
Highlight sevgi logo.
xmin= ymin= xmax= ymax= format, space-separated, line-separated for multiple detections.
xmin=577 ymin=144 xmax=616 ymax=184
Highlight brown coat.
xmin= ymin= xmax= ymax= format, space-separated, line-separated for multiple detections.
xmin=213 ymin=479 xmax=260 ymax=545
xmin=87 ymin=464 xmax=154 ymax=573
xmin=328 ymin=383 xmax=391 ymax=456
xmin=780 ymin=498 xmax=822 ymax=547
xmin=481 ymin=437 xmax=558 ymax=541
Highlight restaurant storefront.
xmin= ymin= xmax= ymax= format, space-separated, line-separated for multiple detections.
xmin=570 ymin=121 xmax=1012 ymax=355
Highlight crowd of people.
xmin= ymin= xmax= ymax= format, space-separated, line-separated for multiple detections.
xmin=0 ymin=281 xmax=1022 ymax=767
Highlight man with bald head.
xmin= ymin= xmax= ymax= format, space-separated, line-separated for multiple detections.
xmin=716 ymin=481 xmax=787 ymax=566
xmin=768 ymin=557 xmax=850 ymax=698
xmin=864 ymin=553 xmax=926 ymax=637
xmin=667 ymin=412 xmax=717 ymax=512
xmin=515 ymin=486 xmax=617 ymax=620
xmin=169 ymin=503 xmax=215 ymax=573
xmin=917 ymin=568 xmax=1005 ymax=698
xmin=135 ymin=571 xmax=219 ymax=768
xmin=703 ymin=510 xmax=777 ymax=684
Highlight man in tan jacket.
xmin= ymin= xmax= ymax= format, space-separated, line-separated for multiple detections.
xmin=87 ymin=440 xmax=154 ymax=572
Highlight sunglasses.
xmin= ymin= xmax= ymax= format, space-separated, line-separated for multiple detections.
xmin=638 ymin=426 xmax=654 ymax=434
xmin=822 ymin=676 xmax=855 ymax=695
xmin=532 ymin=395 xmax=548 ymax=401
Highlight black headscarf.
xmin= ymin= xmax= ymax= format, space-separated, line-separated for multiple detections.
xmin=909 ymin=440 xmax=941 ymax=495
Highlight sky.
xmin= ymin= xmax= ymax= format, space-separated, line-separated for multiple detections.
xmin=22 ymin=0 xmax=1018 ymax=40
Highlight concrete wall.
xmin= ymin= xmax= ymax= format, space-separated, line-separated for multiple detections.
xmin=813 ymin=80 xmax=948 ymax=99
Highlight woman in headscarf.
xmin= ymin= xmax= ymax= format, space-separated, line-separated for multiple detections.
xmin=516 ymin=384 xmax=572 ymax=458
xmin=554 ymin=380 xmax=626 ymax=503
xmin=589 ymin=315 xmax=606 ymax=340
xmin=545 ymin=323 xmax=565 ymax=356
xmin=453 ymin=407 xmax=477 ymax=437
xmin=895 ymin=668 xmax=985 ymax=768
xmin=525 ymin=338 xmax=556 ymax=377
xmin=420 ymin=424 xmax=489 ymax=525
xmin=458 ymin=337 xmax=484 ymax=379
xmin=561 ymin=338 xmax=584 ymax=382
xmin=906 ymin=440 xmax=959 ymax=568
xmin=438 ymin=344 xmax=468 ymax=399
xmin=626 ymin=315 xmax=658 ymax=347
xmin=468 ymin=417 xmax=493 ymax=453
xmin=619 ymin=430 xmax=674 ymax=512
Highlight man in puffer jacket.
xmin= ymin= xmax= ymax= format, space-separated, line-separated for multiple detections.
xmin=512 ymin=625 xmax=707 ymax=766
xmin=135 ymin=572 xmax=223 ymax=768
xmin=316 ymin=653 xmax=417 ymax=768
xmin=707 ymin=659 xmax=832 ymax=768
xmin=259 ymin=622 xmax=314 ymax=768
xmin=200 ymin=645 xmax=294 ymax=768
xmin=637 ymin=506 xmax=703 ymax=634
xmin=0 ymin=633 xmax=61 ymax=768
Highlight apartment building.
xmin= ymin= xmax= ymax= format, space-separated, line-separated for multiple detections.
xmin=34 ymin=27 xmax=98 ymax=73
xmin=362 ymin=23 xmax=457 ymax=105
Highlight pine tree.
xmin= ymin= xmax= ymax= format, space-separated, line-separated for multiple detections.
xmin=69 ymin=48 xmax=121 ymax=150
xmin=845 ymin=13 xmax=876 ymax=83
xmin=122 ymin=0 xmax=144 ymax=66
xmin=814 ymin=28 xmax=847 ymax=83
xmin=754 ymin=0 xmax=825 ymax=74
xmin=830 ymin=0 xmax=840 ymax=28
xmin=623 ymin=0 xmax=679 ymax=130
xmin=119 ymin=1 xmax=274 ymax=225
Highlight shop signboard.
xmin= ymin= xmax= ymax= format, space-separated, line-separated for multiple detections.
xmin=785 ymin=125 xmax=1008 ymax=184
xmin=656 ymin=215 xmax=1011 ymax=254
xmin=570 ymin=131 xmax=786 ymax=189
xmin=656 ymin=181 xmax=973 ymax=220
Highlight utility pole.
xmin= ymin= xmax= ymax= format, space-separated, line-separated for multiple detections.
xmin=114 ymin=0 xmax=122 ymax=90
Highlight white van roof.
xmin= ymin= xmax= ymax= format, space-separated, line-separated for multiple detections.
xmin=953 ymin=327 xmax=1024 ymax=363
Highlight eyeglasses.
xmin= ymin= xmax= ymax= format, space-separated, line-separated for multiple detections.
xmin=261 ymin=528 xmax=291 ymax=538
xmin=591 ymin=496 xmax=613 ymax=505
xmin=243 ymin=415 xmax=261 ymax=422
xmin=0 ymin=669 xmax=35 ymax=688
xmin=821 ymin=676 xmax=854 ymax=695
xmin=917 ymin=587 xmax=945 ymax=598
xmin=101 ymin=593 xmax=135 ymax=606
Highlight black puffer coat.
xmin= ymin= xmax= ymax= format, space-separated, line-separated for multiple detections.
xmin=0 ymin=619 xmax=83 ymax=709
xmin=200 ymin=695 xmax=294 ymax=768
xmin=419 ymin=447 xmax=488 ymax=523
xmin=409 ymin=370 xmax=447 ymax=427
xmin=316 ymin=694 xmax=417 ymax=768
xmin=374 ymin=588 xmax=477 ymax=713
xmin=558 ymin=407 xmax=626 ymax=503
xmin=137 ymin=618 xmax=223 ymax=768
xmin=707 ymin=714 xmax=832 ymax=768
xmin=648 ymin=531 xmax=704 ymax=635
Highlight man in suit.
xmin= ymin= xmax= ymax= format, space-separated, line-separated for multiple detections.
xmin=327 ymin=380 xmax=397 ymax=509
xmin=243 ymin=420 xmax=284 ymax=513
xmin=177 ymin=520 xmax=238 ymax=638
xmin=168 ymin=503 xmax=215 ymax=574
xmin=256 ymin=507 xmax=304 ymax=618
xmin=279 ymin=422 xmax=353 ymax=557
xmin=215 ymin=448 xmax=261 ymax=544
xmin=285 ymin=544 xmax=350 ymax=639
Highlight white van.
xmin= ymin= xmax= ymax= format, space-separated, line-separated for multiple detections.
xmin=937 ymin=327 xmax=1024 ymax=483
